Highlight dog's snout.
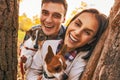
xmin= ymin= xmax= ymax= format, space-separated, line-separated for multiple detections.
xmin=62 ymin=73 xmax=68 ymax=80
xmin=34 ymin=44 xmax=38 ymax=49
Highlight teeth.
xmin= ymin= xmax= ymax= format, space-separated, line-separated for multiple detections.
xmin=45 ymin=25 xmax=53 ymax=28
xmin=69 ymin=34 xmax=78 ymax=42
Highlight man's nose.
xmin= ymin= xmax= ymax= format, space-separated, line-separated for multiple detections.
xmin=45 ymin=15 xmax=53 ymax=23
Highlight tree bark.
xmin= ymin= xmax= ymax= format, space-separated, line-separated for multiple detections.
xmin=0 ymin=0 xmax=18 ymax=80
xmin=80 ymin=0 xmax=120 ymax=80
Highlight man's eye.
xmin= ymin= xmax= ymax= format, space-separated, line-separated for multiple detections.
xmin=53 ymin=14 xmax=61 ymax=19
xmin=42 ymin=11 xmax=49 ymax=16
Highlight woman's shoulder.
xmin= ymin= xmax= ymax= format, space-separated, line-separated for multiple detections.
xmin=77 ymin=51 xmax=89 ymax=59
xmin=74 ymin=51 xmax=89 ymax=63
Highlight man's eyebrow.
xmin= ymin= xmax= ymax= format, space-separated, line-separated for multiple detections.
xmin=54 ymin=12 xmax=62 ymax=16
xmin=41 ymin=9 xmax=47 ymax=12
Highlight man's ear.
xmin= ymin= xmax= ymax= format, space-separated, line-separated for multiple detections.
xmin=62 ymin=17 xmax=66 ymax=23
xmin=45 ymin=45 xmax=54 ymax=64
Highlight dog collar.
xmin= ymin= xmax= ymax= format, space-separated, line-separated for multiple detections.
xmin=43 ymin=71 xmax=55 ymax=79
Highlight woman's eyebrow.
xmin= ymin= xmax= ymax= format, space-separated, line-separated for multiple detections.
xmin=85 ymin=28 xmax=95 ymax=33
xmin=78 ymin=18 xmax=82 ymax=24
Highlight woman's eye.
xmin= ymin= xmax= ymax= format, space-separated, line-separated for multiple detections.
xmin=75 ymin=22 xmax=81 ymax=27
xmin=84 ymin=31 xmax=91 ymax=35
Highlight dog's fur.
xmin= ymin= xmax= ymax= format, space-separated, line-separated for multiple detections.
xmin=20 ymin=28 xmax=46 ymax=79
xmin=20 ymin=27 xmax=46 ymax=65
xmin=43 ymin=45 xmax=68 ymax=80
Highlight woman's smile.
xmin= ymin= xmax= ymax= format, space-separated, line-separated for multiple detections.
xmin=69 ymin=33 xmax=78 ymax=42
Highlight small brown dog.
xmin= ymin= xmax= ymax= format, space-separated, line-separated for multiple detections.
xmin=43 ymin=45 xmax=68 ymax=80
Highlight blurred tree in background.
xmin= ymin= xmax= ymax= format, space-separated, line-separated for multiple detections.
xmin=65 ymin=1 xmax=87 ymax=26
xmin=19 ymin=13 xmax=40 ymax=32
xmin=0 ymin=0 xmax=18 ymax=80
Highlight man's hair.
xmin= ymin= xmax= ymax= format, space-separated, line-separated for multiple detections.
xmin=41 ymin=0 xmax=68 ymax=16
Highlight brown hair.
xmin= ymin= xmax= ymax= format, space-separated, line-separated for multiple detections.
xmin=41 ymin=0 xmax=68 ymax=16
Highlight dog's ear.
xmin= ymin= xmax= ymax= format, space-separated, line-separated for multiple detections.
xmin=60 ymin=55 xmax=67 ymax=70
xmin=26 ymin=29 xmax=32 ymax=36
xmin=59 ymin=44 xmax=67 ymax=56
xmin=26 ymin=29 xmax=36 ymax=40
xmin=45 ymin=45 xmax=54 ymax=64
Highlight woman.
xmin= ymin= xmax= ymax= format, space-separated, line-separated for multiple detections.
xmin=26 ymin=8 xmax=108 ymax=80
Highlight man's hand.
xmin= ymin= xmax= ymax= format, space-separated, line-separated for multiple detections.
xmin=20 ymin=55 xmax=27 ymax=63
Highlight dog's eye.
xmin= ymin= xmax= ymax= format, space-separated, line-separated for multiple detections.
xmin=38 ymin=35 xmax=46 ymax=41
xmin=54 ymin=66 xmax=61 ymax=72
xmin=32 ymin=35 xmax=36 ymax=40
xmin=38 ymin=32 xmax=46 ymax=41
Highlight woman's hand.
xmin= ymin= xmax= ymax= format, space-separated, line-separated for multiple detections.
xmin=37 ymin=75 xmax=42 ymax=80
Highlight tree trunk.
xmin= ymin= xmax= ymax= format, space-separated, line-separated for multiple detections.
xmin=80 ymin=0 xmax=120 ymax=80
xmin=0 ymin=0 xmax=18 ymax=80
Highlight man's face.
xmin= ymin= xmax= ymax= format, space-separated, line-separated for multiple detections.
xmin=40 ymin=2 xmax=65 ymax=37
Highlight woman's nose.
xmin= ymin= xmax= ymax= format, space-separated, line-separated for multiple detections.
xmin=74 ymin=29 xmax=82 ymax=36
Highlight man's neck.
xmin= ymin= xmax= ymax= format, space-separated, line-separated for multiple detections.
xmin=46 ymin=34 xmax=58 ymax=40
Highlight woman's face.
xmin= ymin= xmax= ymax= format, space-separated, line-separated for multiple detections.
xmin=64 ymin=12 xmax=99 ymax=51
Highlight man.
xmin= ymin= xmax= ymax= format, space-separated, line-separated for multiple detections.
xmin=40 ymin=0 xmax=67 ymax=39
xmin=20 ymin=0 xmax=68 ymax=78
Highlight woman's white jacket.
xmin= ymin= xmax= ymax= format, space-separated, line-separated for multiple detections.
xmin=26 ymin=40 xmax=88 ymax=80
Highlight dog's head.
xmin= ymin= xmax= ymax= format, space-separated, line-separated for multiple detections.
xmin=25 ymin=28 xmax=46 ymax=49
xmin=20 ymin=28 xmax=46 ymax=58
xmin=44 ymin=45 xmax=68 ymax=80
